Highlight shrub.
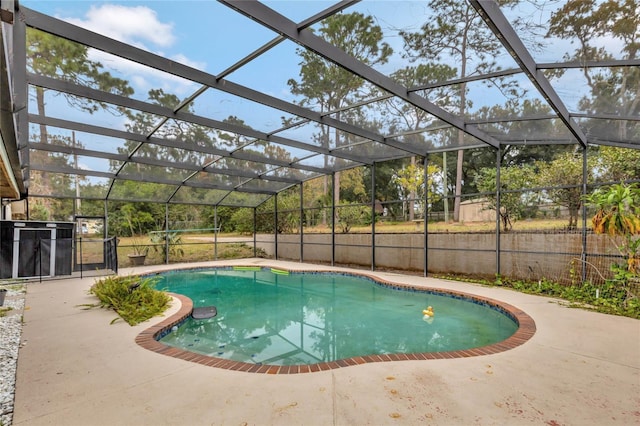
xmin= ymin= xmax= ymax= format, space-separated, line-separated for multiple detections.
xmin=88 ymin=275 xmax=171 ymax=325
xmin=150 ymin=231 xmax=185 ymax=261
xmin=585 ymin=183 xmax=639 ymax=306
xmin=436 ymin=274 xmax=640 ymax=319
xmin=337 ymin=205 xmax=369 ymax=233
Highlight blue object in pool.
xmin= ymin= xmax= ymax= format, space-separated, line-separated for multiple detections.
xmin=155 ymin=268 xmax=518 ymax=366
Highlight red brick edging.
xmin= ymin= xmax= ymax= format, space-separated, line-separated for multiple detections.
xmin=135 ymin=267 xmax=536 ymax=374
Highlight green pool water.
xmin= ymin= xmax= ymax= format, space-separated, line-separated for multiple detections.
xmin=155 ymin=268 xmax=518 ymax=366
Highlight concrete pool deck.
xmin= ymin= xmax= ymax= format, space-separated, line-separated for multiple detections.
xmin=13 ymin=259 xmax=640 ymax=425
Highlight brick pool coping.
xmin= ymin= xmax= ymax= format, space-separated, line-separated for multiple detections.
xmin=135 ymin=267 xmax=536 ymax=374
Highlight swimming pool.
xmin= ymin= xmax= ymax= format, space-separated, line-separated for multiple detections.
xmin=136 ymin=266 xmax=535 ymax=372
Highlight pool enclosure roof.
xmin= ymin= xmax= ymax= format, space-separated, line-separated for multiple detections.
xmin=0 ymin=0 xmax=638 ymax=207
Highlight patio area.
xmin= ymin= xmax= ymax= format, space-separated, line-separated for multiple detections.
xmin=12 ymin=259 xmax=640 ymax=425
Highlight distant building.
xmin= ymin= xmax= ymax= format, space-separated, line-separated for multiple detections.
xmin=459 ymin=199 xmax=495 ymax=222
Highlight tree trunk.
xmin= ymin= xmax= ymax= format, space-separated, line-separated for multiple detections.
xmin=453 ymin=146 xmax=464 ymax=222
xmin=33 ymin=86 xmax=53 ymax=215
xmin=36 ymin=87 xmax=48 ymax=144
xmin=453 ymin=62 xmax=467 ymax=222
xmin=321 ymin=124 xmax=330 ymax=227
xmin=453 ymin=24 xmax=473 ymax=222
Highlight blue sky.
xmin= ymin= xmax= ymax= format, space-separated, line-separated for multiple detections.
xmin=20 ymin=1 xmax=434 ymax=99
xmin=20 ymin=1 xmax=624 ymax=111
xmin=22 ymin=0 xmax=463 ymax=149
xmin=20 ymin=1 xmax=513 ymax=136
xmin=18 ymin=0 xmax=629 ymax=193
xmin=15 ymin=1 xmax=533 ymax=170
xmin=20 ymin=0 xmax=620 ymax=144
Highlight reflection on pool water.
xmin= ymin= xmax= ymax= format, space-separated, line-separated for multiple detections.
xmin=155 ymin=268 xmax=518 ymax=366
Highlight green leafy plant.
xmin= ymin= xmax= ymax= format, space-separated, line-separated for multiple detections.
xmin=129 ymin=238 xmax=149 ymax=257
xmin=122 ymin=205 xmax=151 ymax=256
xmin=587 ymin=183 xmax=640 ymax=237
xmin=474 ymin=165 xmax=537 ymax=231
xmin=337 ymin=205 xmax=369 ymax=233
xmin=86 ymin=275 xmax=170 ymax=325
xmin=585 ymin=183 xmax=640 ymax=304
xmin=150 ymin=231 xmax=185 ymax=261
xmin=434 ymin=273 xmax=640 ymax=319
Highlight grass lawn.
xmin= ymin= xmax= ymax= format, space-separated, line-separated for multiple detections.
xmin=116 ymin=233 xmax=260 ymax=267
xmin=104 ymin=218 xmax=583 ymax=268
xmin=308 ymin=217 xmax=579 ymax=233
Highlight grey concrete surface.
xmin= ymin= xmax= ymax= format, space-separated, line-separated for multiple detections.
xmin=13 ymin=259 xmax=640 ymax=426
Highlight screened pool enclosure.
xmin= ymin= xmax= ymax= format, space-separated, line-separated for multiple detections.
xmin=0 ymin=0 xmax=638 ymax=281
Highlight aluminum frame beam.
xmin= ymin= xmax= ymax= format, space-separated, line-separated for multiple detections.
xmin=146 ymin=1 xmax=359 ymax=140
xmin=29 ymin=141 xmax=303 ymax=185
xmin=27 ymin=73 xmax=372 ymax=167
xmin=219 ymin=0 xmax=500 ymax=150
xmin=411 ymin=68 xmax=523 ymax=91
xmin=587 ymin=138 xmax=640 ymax=150
xmin=21 ymin=7 xmax=424 ymax=158
xmin=470 ymin=0 xmax=588 ymax=148
xmin=538 ymin=58 xmax=640 ymax=69
xmin=0 ymin=12 xmax=23 ymax=198
xmin=571 ymin=113 xmax=640 ymax=122
xmin=28 ymin=113 xmax=329 ymax=176
xmin=30 ymin=162 xmax=277 ymax=195
xmin=9 ymin=0 xmax=28 ymax=188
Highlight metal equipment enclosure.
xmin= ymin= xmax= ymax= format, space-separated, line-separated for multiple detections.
xmin=0 ymin=220 xmax=74 ymax=279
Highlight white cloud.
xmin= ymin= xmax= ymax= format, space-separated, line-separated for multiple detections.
xmin=65 ymin=4 xmax=174 ymax=49
xmin=87 ymin=48 xmax=201 ymax=96
xmin=58 ymin=4 xmax=205 ymax=97
xmin=169 ymin=53 xmax=206 ymax=71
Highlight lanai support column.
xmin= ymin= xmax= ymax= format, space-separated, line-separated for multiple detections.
xmin=274 ymin=193 xmax=278 ymax=260
xmin=331 ymin=172 xmax=336 ymax=266
xmin=104 ymin=199 xmax=109 ymax=274
xmin=214 ymin=205 xmax=218 ymax=260
xmin=253 ymin=207 xmax=257 ymax=258
xmin=581 ymin=145 xmax=588 ymax=282
xmin=424 ymin=155 xmax=429 ymax=277
xmin=495 ymin=146 xmax=502 ymax=277
xmin=371 ymin=162 xmax=376 ymax=271
xmin=12 ymin=1 xmax=28 ymax=188
xmin=164 ymin=203 xmax=169 ymax=264
xmin=104 ymin=200 xmax=108 ymax=238
xmin=72 ymin=195 xmax=76 ymax=223
xmin=299 ymin=183 xmax=304 ymax=263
